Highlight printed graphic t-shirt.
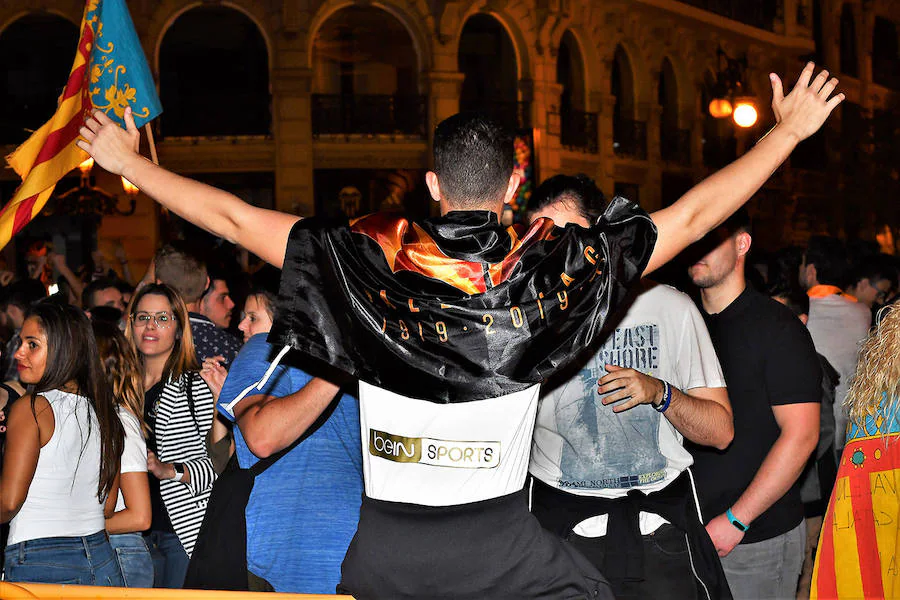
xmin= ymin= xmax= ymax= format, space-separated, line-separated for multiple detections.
xmin=530 ymin=282 xmax=725 ymax=534
xmin=218 ymin=334 xmax=363 ymax=594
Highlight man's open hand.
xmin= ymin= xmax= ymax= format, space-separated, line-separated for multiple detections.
xmin=77 ymin=106 xmax=142 ymax=176
xmin=771 ymin=62 xmax=844 ymax=142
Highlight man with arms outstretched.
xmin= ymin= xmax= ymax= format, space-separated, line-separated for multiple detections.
xmin=79 ymin=64 xmax=842 ymax=599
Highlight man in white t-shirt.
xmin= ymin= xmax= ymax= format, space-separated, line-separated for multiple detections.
xmin=527 ymin=175 xmax=734 ymax=600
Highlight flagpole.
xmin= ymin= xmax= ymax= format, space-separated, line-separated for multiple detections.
xmin=144 ymin=123 xmax=159 ymax=165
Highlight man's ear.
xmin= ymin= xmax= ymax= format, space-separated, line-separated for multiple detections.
xmin=800 ymin=313 xmax=809 ymax=326
xmin=502 ymin=171 xmax=521 ymax=206
xmin=736 ymin=232 xmax=752 ymax=257
xmin=425 ymin=171 xmax=442 ymax=203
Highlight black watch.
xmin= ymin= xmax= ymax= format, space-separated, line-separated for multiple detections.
xmin=171 ymin=462 xmax=185 ymax=481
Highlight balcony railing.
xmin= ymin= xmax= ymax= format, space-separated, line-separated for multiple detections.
xmin=464 ymin=101 xmax=532 ymax=132
xmin=561 ymin=110 xmax=599 ymax=154
xmin=676 ymin=0 xmax=780 ymax=31
xmin=613 ymin=119 xmax=647 ymax=160
xmin=661 ymin=127 xmax=692 ymax=165
xmin=311 ymin=94 xmax=427 ymax=138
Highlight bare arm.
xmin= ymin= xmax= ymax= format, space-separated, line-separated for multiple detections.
xmin=644 ymin=64 xmax=843 ymax=275
xmin=706 ymin=402 xmax=819 ymax=556
xmin=235 ymin=378 xmax=341 ymax=459
xmin=77 ymin=109 xmax=299 ymax=269
xmin=597 ymin=367 xmax=733 ymax=450
xmin=0 ymin=396 xmax=52 ymax=522
xmin=50 ymin=253 xmax=84 ymax=303
xmin=106 ymin=471 xmax=151 ymax=534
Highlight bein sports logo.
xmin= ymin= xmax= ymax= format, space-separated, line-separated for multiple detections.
xmin=368 ymin=429 xmax=500 ymax=469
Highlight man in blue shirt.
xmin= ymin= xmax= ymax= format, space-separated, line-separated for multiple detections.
xmin=217 ymin=334 xmax=362 ymax=593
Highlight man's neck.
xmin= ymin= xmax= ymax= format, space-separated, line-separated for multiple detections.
xmin=185 ymin=301 xmax=201 ymax=313
xmin=700 ymin=271 xmax=747 ymax=315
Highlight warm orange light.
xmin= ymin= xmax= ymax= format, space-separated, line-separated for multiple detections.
xmin=78 ymin=157 xmax=94 ymax=175
xmin=121 ymin=177 xmax=139 ymax=196
xmin=708 ymin=98 xmax=733 ymax=119
xmin=733 ymin=101 xmax=758 ymax=128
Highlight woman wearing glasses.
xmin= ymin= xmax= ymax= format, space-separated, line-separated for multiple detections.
xmin=125 ymin=283 xmax=216 ymax=589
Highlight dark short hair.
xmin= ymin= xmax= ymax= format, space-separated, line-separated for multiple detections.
xmin=847 ymin=255 xmax=897 ymax=291
xmin=4 ymin=279 xmax=47 ymax=311
xmin=719 ymin=207 xmax=752 ymax=237
xmin=247 ymin=265 xmax=281 ymax=322
xmin=773 ymin=287 xmax=810 ymax=318
xmin=154 ymin=243 xmax=208 ymax=303
xmin=82 ymin=276 xmax=121 ymax=309
xmin=433 ymin=112 xmax=513 ymax=208
xmin=527 ymin=174 xmax=607 ymax=224
xmin=804 ymin=236 xmax=848 ymax=287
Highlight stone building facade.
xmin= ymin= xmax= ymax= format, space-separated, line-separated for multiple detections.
xmin=0 ymin=0 xmax=896 ymax=272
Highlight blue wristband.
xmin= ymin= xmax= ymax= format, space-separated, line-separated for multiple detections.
xmin=726 ymin=508 xmax=749 ymax=532
xmin=654 ymin=380 xmax=672 ymax=413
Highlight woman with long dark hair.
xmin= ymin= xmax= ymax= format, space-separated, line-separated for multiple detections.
xmin=1 ymin=301 xmax=124 ymax=585
xmin=93 ymin=320 xmax=154 ymax=587
xmin=125 ymin=283 xmax=216 ymax=588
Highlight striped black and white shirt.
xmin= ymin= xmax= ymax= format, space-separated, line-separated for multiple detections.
xmin=154 ymin=372 xmax=216 ymax=557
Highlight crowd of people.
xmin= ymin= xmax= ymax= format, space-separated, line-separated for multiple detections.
xmin=0 ymin=62 xmax=897 ymax=599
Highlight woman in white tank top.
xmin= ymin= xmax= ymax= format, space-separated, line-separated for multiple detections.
xmin=0 ymin=302 xmax=125 ymax=586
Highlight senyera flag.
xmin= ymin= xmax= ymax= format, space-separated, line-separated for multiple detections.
xmin=811 ymin=405 xmax=900 ymax=599
xmin=0 ymin=0 xmax=161 ymax=249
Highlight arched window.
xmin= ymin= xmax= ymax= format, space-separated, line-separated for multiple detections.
xmin=0 ymin=13 xmax=78 ymax=144
xmin=840 ymin=4 xmax=858 ymax=77
xmin=311 ymin=6 xmax=422 ymax=135
xmin=557 ymin=31 xmax=595 ymax=152
xmin=659 ymin=58 xmax=687 ymax=163
xmin=159 ymin=6 xmax=270 ymax=137
xmin=612 ymin=45 xmax=645 ymax=159
xmin=458 ymin=14 xmax=522 ymax=129
xmin=873 ymin=17 xmax=899 ymax=89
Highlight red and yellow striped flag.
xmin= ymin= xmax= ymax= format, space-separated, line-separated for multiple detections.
xmin=811 ymin=429 xmax=900 ymax=599
xmin=0 ymin=8 xmax=96 ymax=248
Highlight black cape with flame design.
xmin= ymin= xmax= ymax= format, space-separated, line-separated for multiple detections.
xmin=268 ymin=196 xmax=657 ymax=404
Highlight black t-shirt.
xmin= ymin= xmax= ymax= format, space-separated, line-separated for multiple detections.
xmin=687 ymin=286 xmax=821 ymax=544
xmin=144 ymin=380 xmax=175 ymax=534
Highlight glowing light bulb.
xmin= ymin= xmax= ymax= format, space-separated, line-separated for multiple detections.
xmin=121 ymin=177 xmax=139 ymax=196
xmin=733 ymin=102 xmax=758 ymax=128
xmin=708 ymin=98 xmax=733 ymax=119
xmin=78 ymin=157 xmax=94 ymax=175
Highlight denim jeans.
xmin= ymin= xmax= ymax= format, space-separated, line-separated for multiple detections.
xmin=109 ymin=532 xmax=154 ymax=588
xmin=4 ymin=530 xmax=124 ymax=586
xmin=144 ymin=530 xmax=188 ymax=588
xmin=720 ymin=520 xmax=806 ymax=600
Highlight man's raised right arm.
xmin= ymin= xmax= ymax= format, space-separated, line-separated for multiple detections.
xmin=78 ymin=108 xmax=299 ymax=269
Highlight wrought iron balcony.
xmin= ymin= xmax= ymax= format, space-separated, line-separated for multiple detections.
xmin=661 ymin=127 xmax=692 ymax=165
xmin=676 ymin=0 xmax=780 ymax=31
xmin=462 ymin=101 xmax=532 ymax=132
xmin=561 ymin=110 xmax=599 ymax=154
xmin=311 ymin=94 xmax=427 ymax=138
xmin=613 ymin=119 xmax=648 ymax=160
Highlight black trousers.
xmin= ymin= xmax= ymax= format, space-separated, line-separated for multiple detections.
xmin=338 ymin=489 xmax=613 ymax=600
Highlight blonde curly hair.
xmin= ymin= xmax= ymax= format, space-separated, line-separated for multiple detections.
xmin=847 ymin=304 xmax=900 ymax=427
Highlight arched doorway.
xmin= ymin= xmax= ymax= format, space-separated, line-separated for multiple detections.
xmin=159 ymin=6 xmax=270 ymax=137
xmin=458 ymin=14 xmax=524 ymax=130
xmin=557 ymin=31 xmax=596 ymax=153
xmin=0 ymin=13 xmax=79 ymax=145
xmin=311 ymin=6 xmax=423 ymax=136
